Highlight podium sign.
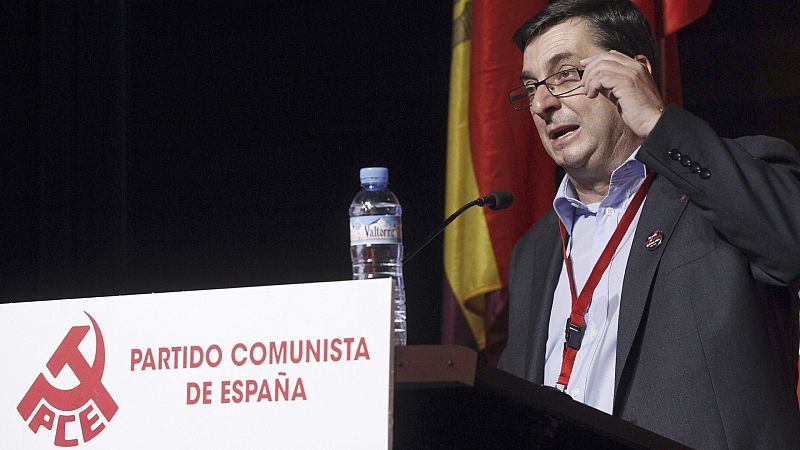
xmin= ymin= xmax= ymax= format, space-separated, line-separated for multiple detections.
xmin=0 ymin=279 xmax=394 ymax=449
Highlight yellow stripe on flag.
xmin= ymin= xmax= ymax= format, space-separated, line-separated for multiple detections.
xmin=444 ymin=0 xmax=502 ymax=350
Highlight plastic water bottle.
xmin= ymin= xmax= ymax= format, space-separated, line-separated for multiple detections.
xmin=349 ymin=167 xmax=407 ymax=346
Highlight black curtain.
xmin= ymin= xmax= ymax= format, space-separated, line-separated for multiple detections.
xmin=36 ymin=0 xmax=128 ymax=299
xmin=3 ymin=1 xmax=450 ymax=346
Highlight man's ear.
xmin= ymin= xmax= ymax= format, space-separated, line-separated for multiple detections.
xmin=634 ymin=54 xmax=654 ymax=75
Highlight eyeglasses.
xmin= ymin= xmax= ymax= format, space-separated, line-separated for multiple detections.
xmin=508 ymin=66 xmax=585 ymax=110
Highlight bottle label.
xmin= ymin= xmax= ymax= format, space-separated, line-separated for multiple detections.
xmin=350 ymin=215 xmax=402 ymax=245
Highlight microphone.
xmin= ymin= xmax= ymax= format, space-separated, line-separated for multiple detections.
xmin=403 ymin=190 xmax=513 ymax=265
xmin=476 ymin=190 xmax=514 ymax=210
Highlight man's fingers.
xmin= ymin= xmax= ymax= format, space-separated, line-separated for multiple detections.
xmin=581 ymin=60 xmax=638 ymax=99
xmin=577 ymin=50 xmax=664 ymax=137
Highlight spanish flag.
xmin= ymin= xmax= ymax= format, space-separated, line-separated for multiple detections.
xmin=442 ymin=0 xmax=710 ymax=363
xmin=442 ymin=0 xmax=553 ymax=363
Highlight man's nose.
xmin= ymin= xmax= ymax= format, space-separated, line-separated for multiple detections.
xmin=530 ymin=86 xmax=561 ymax=118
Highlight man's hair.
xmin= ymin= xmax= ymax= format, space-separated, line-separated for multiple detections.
xmin=513 ymin=0 xmax=657 ymax=78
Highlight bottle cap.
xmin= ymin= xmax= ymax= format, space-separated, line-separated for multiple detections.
xmin=359 ymin=167 xmax=389 ymax=185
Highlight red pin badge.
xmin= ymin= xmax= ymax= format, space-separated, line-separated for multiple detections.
xmin=645 ymin=230 xmax=664 ymax=250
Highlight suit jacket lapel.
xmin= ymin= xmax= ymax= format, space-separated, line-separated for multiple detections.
xmin=614 ymin=175 xmax=687 ymax=399
xmin=524 ymin=215 xmax=563 ymax=384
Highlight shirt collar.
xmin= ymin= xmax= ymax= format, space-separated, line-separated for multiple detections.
xmin=553 ymin=148 xmax=647 ymax=231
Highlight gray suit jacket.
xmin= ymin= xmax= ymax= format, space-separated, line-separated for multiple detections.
xmin=499 ymin=106 xmax=800 ymax=449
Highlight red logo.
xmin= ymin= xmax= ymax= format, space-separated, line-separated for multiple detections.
xmin=17 ymin=312 xmax=118 ymax=446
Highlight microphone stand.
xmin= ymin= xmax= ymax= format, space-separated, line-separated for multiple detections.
xmin=403 ymin=191 xmax=512 ymax=265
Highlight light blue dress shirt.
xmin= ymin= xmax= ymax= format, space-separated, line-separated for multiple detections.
xmin=543 ymin=151 xmax=648 ymax=414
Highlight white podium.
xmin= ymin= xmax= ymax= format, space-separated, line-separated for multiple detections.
xmin=0 ymin=279 xmax=394 ymax=449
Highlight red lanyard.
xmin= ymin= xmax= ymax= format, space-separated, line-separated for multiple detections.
xmin=556 ymin=174 xmax=653 ymax=389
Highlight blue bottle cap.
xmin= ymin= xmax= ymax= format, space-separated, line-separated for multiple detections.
xmin=360 ymin=167 xmax=389 ymax=184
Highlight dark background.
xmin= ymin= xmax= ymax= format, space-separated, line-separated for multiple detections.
xmin=3 ymin=1 xmax=799 ymax=346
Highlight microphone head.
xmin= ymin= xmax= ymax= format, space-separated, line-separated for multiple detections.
xmin=486 ymin=190 xmax=513 ymax=210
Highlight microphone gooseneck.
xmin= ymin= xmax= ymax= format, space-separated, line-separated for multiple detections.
xmin=403 ymin=190 xmax=514 ymax=265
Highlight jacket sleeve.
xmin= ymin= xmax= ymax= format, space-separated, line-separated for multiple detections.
xmin=637 ymin=105 xmax=800 ymax=286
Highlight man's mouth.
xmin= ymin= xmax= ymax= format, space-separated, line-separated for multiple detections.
xmin=549 ymin=124 xmax=580 ymax=142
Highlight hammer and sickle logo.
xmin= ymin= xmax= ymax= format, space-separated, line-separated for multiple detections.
xmin=17 ymin=312 xmax=118 ymax=446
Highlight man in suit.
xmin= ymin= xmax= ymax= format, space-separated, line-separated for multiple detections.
xmin=497 ymin=1 xmax=800 ymax=448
